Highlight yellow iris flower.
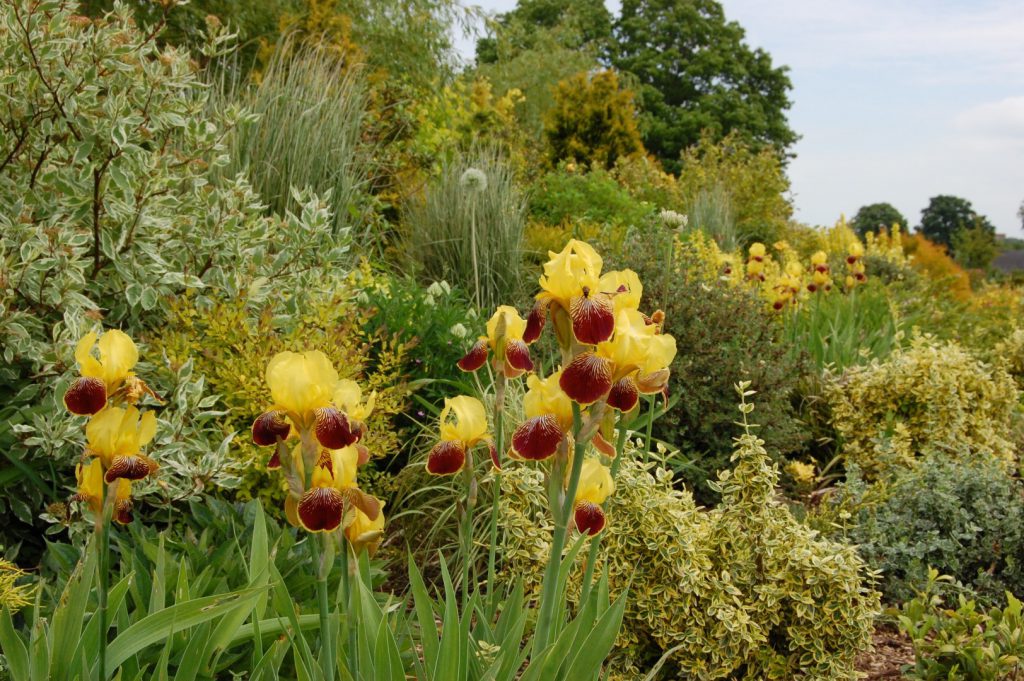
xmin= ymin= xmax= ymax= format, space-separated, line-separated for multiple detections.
xmin=560 ymin=308 xmax=677 ymax=409
xmin=75 ymin=459 xmax=134 ymax=524
xmin=64 ymin=329 xmax=139 ymax=415
xmin=345 ymin=502 xmax=386 ymax=555
xmin=510 ymin=370 xmax=576 ymax=461
xmin=426 ymin=396 xmax=494 ymax=475
xmin=573 ymin=458 xmax=614 ymax=535
xmin=85 ymin=406 xmax=159 ymax=482
xmin=293 ymin=444 xmax=381 ymax=533
xmin=525 ymin=240 xmax=619 ymax=347
xmin=458 ymin=305 xmax=534 ymax=378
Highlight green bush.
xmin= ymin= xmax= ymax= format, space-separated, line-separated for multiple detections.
xmin=897 ymin=568 xmax=1024 ymax=680
xmin=825 ymin=336 xmax=1019 ymax=478
xmin=609 ymin=226 xmax=808 ymax=501
xmin=840 ymin=455 xmax=1024 ymax=605
xmin=499 ymin=392 xmax=878 ymax=679
xmin=528 ymin=166 xmax=655 ymax=232
xmin=403 ymin=146 xmax=527 ymax=310
xmin=0 ymin=2 xmax=346 ymax=558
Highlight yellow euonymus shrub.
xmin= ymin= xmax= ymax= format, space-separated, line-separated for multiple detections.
xmin=501 ymin=435 xmax=877 ymax=679
xmin=149 ymin=291 xmax=410 ymax=505
xmin=826 ymin=336 xmax=1019 ymax=478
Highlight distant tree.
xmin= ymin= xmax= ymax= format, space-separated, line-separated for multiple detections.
xmin=951 ymin=220 xmax=998 ymax=270
xmin=611 ymin=0 xmax=796 ymax=175
xmin=544 ymin=70 xmax=645 ymax=169
xmin=475 ymin=0 xmax=612 ymax=64
xmin=851 ymin=202 xmax=907 ymax=237
xmin=1018 ymin=199 xmax=1023 ymax=230
xmin=918 ymin=195 xmax=993 ymax=249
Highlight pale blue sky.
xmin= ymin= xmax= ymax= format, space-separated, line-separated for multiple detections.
xmin=456 ymin=0 xmax=1024 ymax=237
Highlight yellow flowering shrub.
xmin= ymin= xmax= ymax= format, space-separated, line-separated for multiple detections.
xmin=826 ymin=336 xmax=1019 ymax=478
xmin=149 ymin=291 xmax=410 ymax=505
xmin=501 ymin=429 xmax=878 ymax=679
xmin=902 ymin=234 xmax=972 ymax=300
xmin=864 ymin=225 xmax=909 ymax=267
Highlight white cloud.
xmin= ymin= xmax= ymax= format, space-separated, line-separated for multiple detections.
xmin=954 ymin=96 xmax=1024 ymax=143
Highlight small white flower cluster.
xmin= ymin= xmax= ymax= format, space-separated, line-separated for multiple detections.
xmin=425 ymin=280 xmax=452 ymax=307
xmin=659 ymin=209 xmax=689 ymax=230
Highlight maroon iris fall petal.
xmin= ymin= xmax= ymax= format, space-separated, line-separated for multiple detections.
xmin=569 ymin=290 xmax=615 ymax=345
xmin=315 ymin=407 xmax=356 ymax=449
xmin=105 ymin=455 xmax=158 ymax=483
xmin=297 ymin=487 xmax=345 ymax=532
xmin=523 ymin=300 xmax=547 ymax=344
xmin=457 ymin=339 xmax=489 ymax=372
xmin=511 ymin=415 xmax=563 ymax=461
xmin=559 ymin=352 xmax=613 ymax=405
xmin=252 ymin=410 xmax=290 ymax=446
xmin=64 ymin=377 xmax=107 ymax=415
xmin=267 ymin=449 xmax=282 ymax=470
xmin=574 ymin=501 xmax=606 ymax=536
xmin=489 ymin=441 xmax=501 ymax=470
xmin=607 ymin=377 xmax=639 ymax=412
xmin=504 ymin=340 xmax=534 ymax=374
xmin=426 ymin=440 xmax=466 ymax=475
xmin=114 ymin=500 xmax=134 ymax=525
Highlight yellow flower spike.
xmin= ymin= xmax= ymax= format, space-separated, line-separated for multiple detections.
xmin=525 ymin=240 xmax=616 ymax=346
xmin=458 ymin=306 xmax=534 ymax=377
xmin=427 ymin=396 xmax=493 ymax=475
xmin=572 ymin=458 xmax=614 ymax=535
xmin=85 ymin=406 xmax=159 ymax=482
xmin=65 ymin=329 xmax=140 ymax=415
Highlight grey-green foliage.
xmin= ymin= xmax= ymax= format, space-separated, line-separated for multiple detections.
xmin=0 ymin=1 xmax=348 ymax=554
xmin=404 ymin=147 xmax=527 ymax=310
xmin=500 ymin=391 xmax=878 ymax=680
xmin=839 ymin=454 xmax=1024 ymax=605
xmin=210 ymin=41 xmax=370 ymax=241
xmin=687 ymin=182 xmax=737 ymax=251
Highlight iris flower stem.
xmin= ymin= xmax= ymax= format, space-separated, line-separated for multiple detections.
xmin=340 ymin=539 xmax=357 ymax=680
xmin=579 ymin=424 xmax=629 ymax=604
xmin=312 ymin=533 xmax=335 ymax=681
xmin=643 ymin=395 xmax=656 ymax=463
xmin=96 ymin=482 xmax=115 ymax=681
xmin=460 ymin=447 xmax=477 ymax=606
xmin=534 ymin=402 xmax=587 ymax=656
xmin=485 ymin=379 xmax=506 ymax=608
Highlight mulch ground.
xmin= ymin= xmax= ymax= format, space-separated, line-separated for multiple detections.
xmin=855 ymin=625 xmax=916 ymax=679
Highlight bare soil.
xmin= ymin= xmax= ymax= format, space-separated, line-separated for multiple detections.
xmin=855 ymin=625 xmax=915 ymax=680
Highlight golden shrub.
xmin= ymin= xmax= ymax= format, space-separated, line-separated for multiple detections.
xmin=902 ymin=234 xmax=972 ymax=300
xmin=149 ymin=290 xmax=410 ymax=505
xmin=501 ymin=432 xmax=878 ymax=679
xmin=826 ymin=335 xmax=1019 ymax=478
xmin=994 ymin=327 xmax=1024 ymax=391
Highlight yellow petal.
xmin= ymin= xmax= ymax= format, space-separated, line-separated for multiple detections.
xmin=523 ymin=371 xmax=574 ymax=427
xmin=334 ymin=379 xmax=362 ymax=412
xmin=115 ymin=477 xmax=132 ymax=503
xmin=75 ymin=332 xmax=103 ymax=379
xmin=486 ymin=305 xmax=528 ymax=346
xmin=599 ymin=269 xmax=642 ymax=313
xmin=96 ymin=329 xmax=138 ymax=386
xmin=330 ymin=445 xmax=360 ymax=489
xmin=86 ymin=407 xmax=126 ymax=461
xmin=575 ymin=458 xmax=614 ymax=505
xmin=136 ymin=410 xmax=157 ymax=448
xmin=538 ymin=240 xmax=602 ymax=307
xmin=266 ymin=351 xmax=338 ymax=417
xmin=439 ymin=395 xmax=489 ymax=446
xmin=76 ymin=459 xmax=105 ymax=511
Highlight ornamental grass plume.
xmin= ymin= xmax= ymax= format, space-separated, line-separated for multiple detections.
xmin=249 ymin=350 xmax=384 ymax=680
xmin=441 ymin=238 xmax=677 ymax=655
